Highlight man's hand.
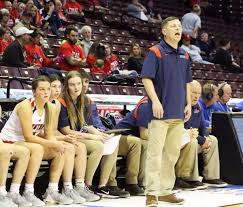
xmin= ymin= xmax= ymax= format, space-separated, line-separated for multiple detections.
xmin=201 ymin=137 xmax=212 ymax=150
xmin=187 ymin=128 xmax=198 ymax=140
xmin=184 ymin=104 xmax=191 ymax=122
xmin=152 ymin=100 xmax=163 ymax=119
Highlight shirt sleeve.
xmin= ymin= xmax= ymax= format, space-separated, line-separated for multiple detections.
xmin=195 ymin=17 xmax=201 ymax=28
xmin=59 ymin=43 xmax=72 ymax=59
xmin=90 ymin=103 xmax=107 ymax=130
xmin=186 ymin=63 xmax=193 ymax=83
xmin=58 ymin=104 xmax=70 ymax=129
xmin=136 ymin=104 xmax=149 ymax=128
xmin=140 ymin=50 xmax=158 ymax=79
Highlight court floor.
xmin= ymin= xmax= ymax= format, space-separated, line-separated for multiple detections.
xmin=48 ymin=186 xmax=243 ymax=207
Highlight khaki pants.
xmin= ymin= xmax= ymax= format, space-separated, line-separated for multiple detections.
xmin=176 ymin=135 xmax=220 ymax=181
xmin=108 ymin=135 xmax=141 ymax=186
xmin=145 ymin=119 xmax=183 ymax=196
xmin=138 ymin=139 xmax=148 ymax=187
xmin=81 ymin=139 xmax=119 ymax=184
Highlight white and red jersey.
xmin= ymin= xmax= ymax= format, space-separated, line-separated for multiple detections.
xmin=0 ymin=98 xmax=45 ymax=142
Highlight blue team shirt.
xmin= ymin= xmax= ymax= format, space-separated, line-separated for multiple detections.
xmin=115 ymin=103 xmax=150 ymax=137
xmin=235 ymin=100 xmax=243 ymax=111
xmin=184 ymin=103 xmax=207 ymax=145
xmin=140 ymin=39 xmax=192 ymax=121
xmin=198 ymin=98 xmax=219 ymax=127
xmin=214 ymin=100 xmax=230 ymax=112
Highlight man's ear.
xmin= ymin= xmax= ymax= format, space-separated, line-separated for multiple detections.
xmin=162 ymin=28 xmax=166 ymax=36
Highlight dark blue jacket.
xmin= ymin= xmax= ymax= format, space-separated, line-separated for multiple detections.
xmin=184 ymin=103 xmax=207 ymax=145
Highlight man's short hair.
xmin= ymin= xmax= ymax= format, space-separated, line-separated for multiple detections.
xmin=192 ymin=4 xmax=201 ymax=15
xmin=219 ymin=38 xmax=230 ymax=47
xmin=161 ymin=16 xmax=179 ymax=29
xmin=202 ymin=83 xmax=217 ymax=101
xmin=80 ymin=69 xmax=91 ymax=81
xmin=65 ymin=25 xmax=78 ymax=36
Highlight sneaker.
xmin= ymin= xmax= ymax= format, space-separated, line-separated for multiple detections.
xmin=96 ymin=186 xmax=119 ymax=199
xmin=203 ymin=179 xmax=228 ymax=187
xmin=23 ymin=191 xmax=45 ymax=207
xmin=158 ymin=194 xmax=185 ymax=205
xmin=7 ymin=192 xmax=32 ymax=207
xmin=74 ymin=186 xmax=100 ymax=202
xmin=146 ymin=195 xmax=158 ymax=207
xmin=125 ymin=184 xmax=144 ymax=196
xmin=188 ymin=181 xmax=208 ymax=190
xmin=62 ymin=188 xmax=85 ymax=204
xmin=43 ymin=189 xmax=73 ymax=205
xmin=107 ymin=186 xmax=130 ymax=198
xmin=0 ymin=195 xmax=18 ymax=207
xmin=174 ymin=178 xmax=197 ymax=190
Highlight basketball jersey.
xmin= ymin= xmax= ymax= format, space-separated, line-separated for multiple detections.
xmin=0 ymin=98 xmax=45 ymax=142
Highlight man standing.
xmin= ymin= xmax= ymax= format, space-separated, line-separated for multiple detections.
xmin=58 ymin=25 xmax=85 ymax=71
xmin=176 ymin=80 xmax=227 ymax=188
xmin=214 ymin=82 xmax=232 ymax=112
xmin=141 ymin=16 xmax=192 ymax=206
xmin=182 ymin=4 xmax=201 ymax=40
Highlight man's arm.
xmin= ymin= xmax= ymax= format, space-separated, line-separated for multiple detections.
xmin=142 ymin=78 xmax=163 ymax=119
xmin=184 ymin=83 xmax=192 ymax=122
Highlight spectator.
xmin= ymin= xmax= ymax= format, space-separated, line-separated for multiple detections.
xmin=64 ymin=0 xmax=85 ymax=22
xmin=25 ymin=0 xmax=34 ymax=13
xmin=11 ymin=0 xmax=19 ymax=20
xmin=127 ymin=0 xmax=148 ymax=21
xmin=214 ymin=82 xmax=232 ymax=112
xmin=195 ymin=32 xmax=215 ymax=60
xmin=4 ymin=1 xmax=15 ymax=27
xmin=58 ymin=25 xmax=85 ymax=71
xmin=181 ymin=33 xmax=212 ymax=64
xmin=25 ymin=29 xmax=53 ymax=67
xmin=213 ymin=39 xmax=243 ymax=73
xmin=127 ymin=43 xmax=144 ymax=74
xmin=146 ymin=0 xmax=162 ymax=23
xmin=3 ymin=26 xmax=33 ymax=67
xmin=13 ymin=11 xmax=34 ymax=32
xmin=55 ymin=0 xmax=68 ymax=23
xmin=87 ymin=43 xmax=119 ymax=74
xmin=0 ymin=27 xmax=12 ymax=55
xmin=16 ymin=2 xmax=26 ymax=19
xmin=182 ymin=4 xmax=201 ymax=40
xmin=0 ymin=8 xmax=11 ymax=30
xmin=30 ymin=5 xmax=42 ymax=27
xmin=40 ymin=0 xmax=61 ymax=36
xmin=198 ymin=83 xmax=218 ymax=128
xmin=79 ymin=25 xmax=93 ymax=57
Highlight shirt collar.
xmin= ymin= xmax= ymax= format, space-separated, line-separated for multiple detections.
xmin=159 ymin=39 xmax=183 ymax=54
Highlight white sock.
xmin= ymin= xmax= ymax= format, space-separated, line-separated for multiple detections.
xmin=10 ymin=183 xmax=20 ymax=193
xmin=63 ymin=182 xmax=73 ymax=190
xmin=24 ymin=184 xmax=34 ymax=193
xmin=75 ymin=179 xmax=85 ymax=188
xmin=47 ymin=183 xmax=58 ymax=192
xmin=0 ymin=186 xmax=7 ymax=196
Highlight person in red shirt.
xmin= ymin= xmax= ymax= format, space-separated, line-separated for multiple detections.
xmin=55 ymin=0 xmax=68 ymax=23
xmin=58 ymin=25 xmax=85 ymax=71
xmin=25 ymin=29 xmax=53 ymax=67
xmin=64 ymin=0 xmax=85 ymax=22
xmin=87 ymin=43 xmax=119 ymax=74
xmin=0 ymin=27 xmax=12 ymax=55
